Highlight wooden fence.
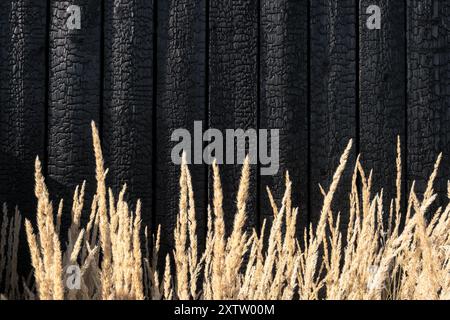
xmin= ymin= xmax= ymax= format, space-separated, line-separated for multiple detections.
xmin=0 ymin=0 xmax=449 ymax=251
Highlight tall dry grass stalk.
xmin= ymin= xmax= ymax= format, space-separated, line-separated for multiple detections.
xmin=2 ymin=122 xmax=450 ymax=300
xmin=19 ymin=122 xmax=152 ymax=300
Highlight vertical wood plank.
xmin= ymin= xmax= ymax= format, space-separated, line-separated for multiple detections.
xmin=209 ymin=0 xmax=258 ymax=233
xmin=359 ymin=0 xmax=406 ymax=215
xmin=48 ymin=0 xmax=101 ymax=227
xmin=156 ymin=0 xmax=206 ymax=249
xmin=310 ymin=0 xmax=357 ymax=229
xmin=407 ymin=0 xmax=450 ymax=208
xmin=0 ymin=0 xmax=46 ymax=218
xmin=103 ymin=0 xmax=154 ymax=229
xmin=260 ymin=0 xmax=308 ymax=232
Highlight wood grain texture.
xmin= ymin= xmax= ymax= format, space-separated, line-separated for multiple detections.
xmin=48 ymin=0 xmax=101 ymax=227
xmin=209 ymin=0 xmax=258 ymax=234
xmin=407 ymin=0 xmax=450 ymax=208
xmin=1 ymin=0 xmax=450 ymax=258
xmin=310 ymin=0 xmax=357 ymax=229
xmin=359 ymin=0 xmax=406 ymax=215
xmin=260 ymin=0 xmax=308 ymax=233
xmin=103 ymin=0 xmax=154 ymax=229
xmin=0 ymin=0 xmax=46 ymax=219
xmin=156 ymin=0 xmax=206 ymax=249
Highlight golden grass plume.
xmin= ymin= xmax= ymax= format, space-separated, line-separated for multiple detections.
xmin=1 ymin=122 xmax=449 ymax=300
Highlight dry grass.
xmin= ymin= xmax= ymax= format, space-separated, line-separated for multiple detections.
xmin=0 ymin=204 xmax=21 ymax=299
xmin=1 ymin=124 xmax=450 ymax=300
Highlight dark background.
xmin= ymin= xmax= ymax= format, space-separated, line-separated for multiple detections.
xmin=0 ymin=1 xmax=449 ymax=258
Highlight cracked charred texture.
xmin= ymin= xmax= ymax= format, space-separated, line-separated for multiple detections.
xmin=103 ymin=0 xmax=153 ymax=231
xmin=156 ymin=0 xmax=206 ymax=250
xmin=260 ymin=0 xmax=308 ymax=234
xmin=310 ymin=0 xmax=356 ymax=231
xmin=48 ymin=0 xmax=101 ymax=228
xmin=407 ymin=0 xmax=450 ymax=209
xmin=0 ymin=0 xmax=46 ymax=220
xmin=359 ymin=0 xmax=406 ymax=218
xmin=209 ymin=0 xmax=258 ymax=234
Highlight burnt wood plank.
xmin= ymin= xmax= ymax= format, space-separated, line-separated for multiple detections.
xmin=48 ymin=1 xmax=101 ymax=227
xmin=407 ymin=0 xmax=450 ymax=209
xmin=103 ymin=0 xmax=153 ymax=230
xmin=209 ymin=0 xmax=258 ymax=234
xmin=0 ymin=0 xmax=46 ymax=219
xmin=260 ymin=0 xmax=308 ymax=233
xmin=310 ymin=0 xmax=357 ymax=229
xmin=156 ymin=0 xmax=206 ymax=249
xmin=359 ymin=0 xmax=406 ymax=215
